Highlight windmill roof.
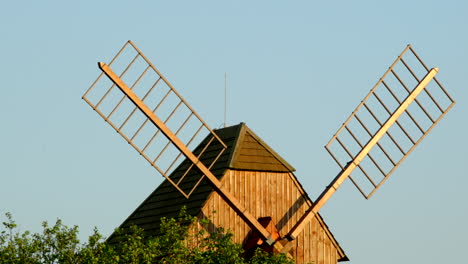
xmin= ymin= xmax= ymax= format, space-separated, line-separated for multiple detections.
xmin=109 ymin=123 xmax=347 ymax=262
xmin=112 ymin=123 xmax=295 ymax=235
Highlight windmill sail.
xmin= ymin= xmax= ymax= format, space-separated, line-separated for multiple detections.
xmin=325 ymin=45 xmax=454 ymax=199
xmin=83 ymin=41 xmax=226 ymax=198
xmin=281 ymin=45 xmax=455 ymax=249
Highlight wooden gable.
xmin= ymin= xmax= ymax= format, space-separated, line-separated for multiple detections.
xmin=228 ymin=124 xmax=295 ymax=172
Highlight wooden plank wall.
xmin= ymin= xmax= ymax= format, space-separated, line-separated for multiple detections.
xmin=193 ymin=169 xmax=344 ymax=264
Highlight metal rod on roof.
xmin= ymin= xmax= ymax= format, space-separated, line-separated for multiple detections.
xmin=224 ymin=72 xmax=227 ymax=128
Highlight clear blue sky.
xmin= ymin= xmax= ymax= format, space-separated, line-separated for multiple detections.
xmin=1 ymin=1 xmax=467 ymax=263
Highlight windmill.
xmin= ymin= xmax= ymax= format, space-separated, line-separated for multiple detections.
xmin=82 ymin=41 xmax=454 ymax=263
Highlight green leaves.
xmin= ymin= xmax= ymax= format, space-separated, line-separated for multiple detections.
xmin=0 ymin=211 xmax=294 ymax=264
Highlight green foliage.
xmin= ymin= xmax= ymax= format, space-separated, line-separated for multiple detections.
xmin=0 ymin=210 xmax=294 ymax=264
xmin=0 ymin=212 xmax=81 ymax=264
xmin=249 ymin=248 xmax=295 ymax=264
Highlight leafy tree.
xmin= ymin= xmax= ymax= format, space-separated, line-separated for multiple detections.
xmin=0 ymin=210 xmax=294 ymax=264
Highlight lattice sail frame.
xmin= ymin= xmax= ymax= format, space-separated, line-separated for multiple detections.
xmin=82 ymin=40 xmax=226 ymax=198
xmin=325 ymin=45 xmax=455 ymax=199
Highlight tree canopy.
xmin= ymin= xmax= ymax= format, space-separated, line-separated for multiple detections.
xmin=0 ymin=210 xmax=294 ymax=264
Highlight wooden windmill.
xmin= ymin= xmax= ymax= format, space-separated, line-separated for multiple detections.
xmin=82 ymin=41 xmax=454 ymax=263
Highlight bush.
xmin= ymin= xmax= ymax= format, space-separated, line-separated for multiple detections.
xmin=0 ymin=210 xmax=294 ymax=264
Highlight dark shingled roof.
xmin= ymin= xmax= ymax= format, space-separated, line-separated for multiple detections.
xmin=110 ymin=122 xmax=295 ymax=237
